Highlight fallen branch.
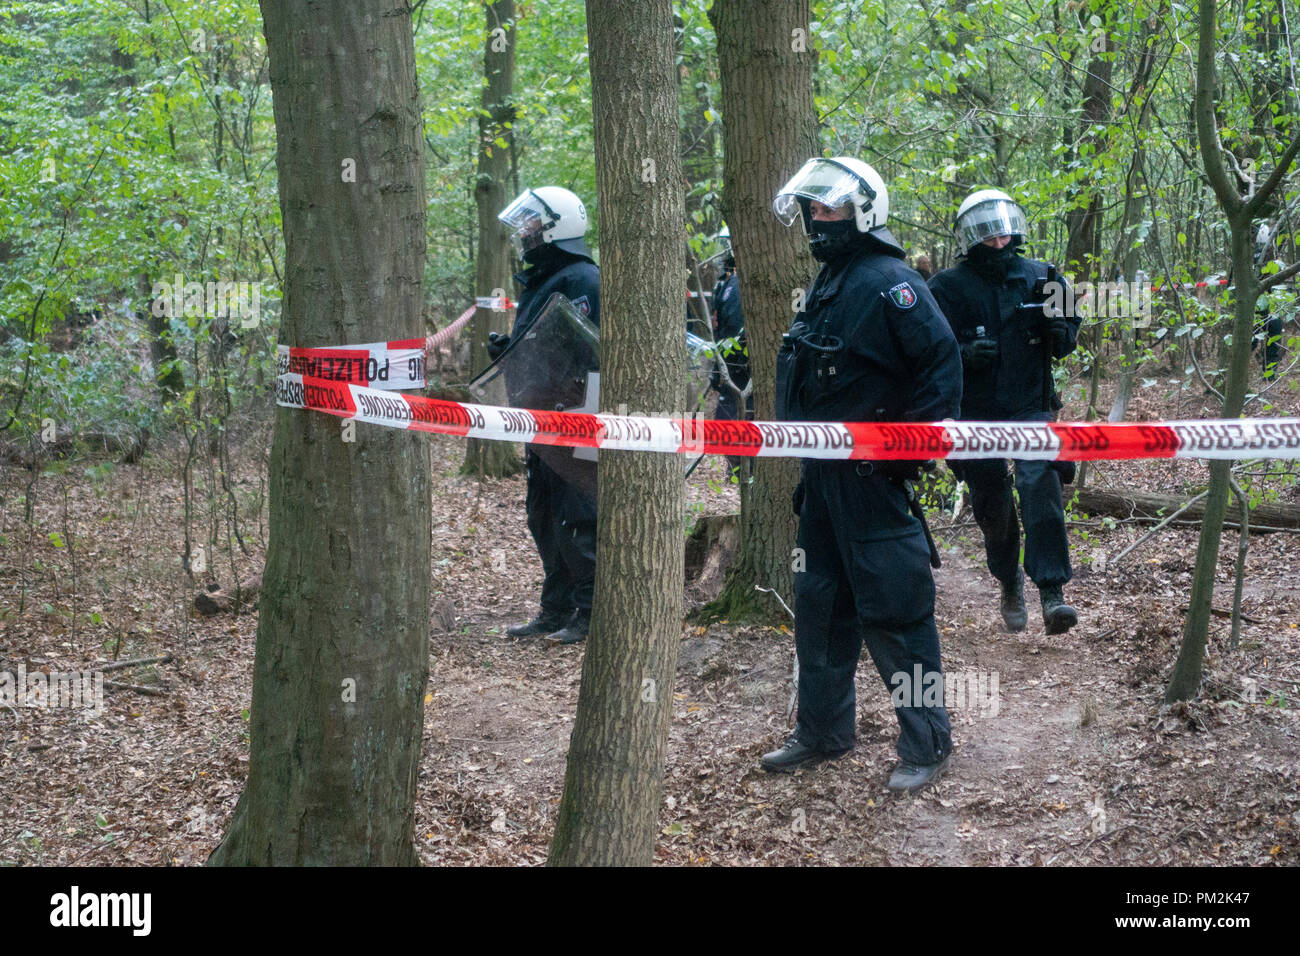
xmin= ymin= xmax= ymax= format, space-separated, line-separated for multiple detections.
xmin=1073 ymin=487 xmax=1300 ymax=531
xmin=103 ymin=680 xmax=168 ymax=697
xmin=96 ymin=654 xmax=174 ymax=673
xmin=1176 ymin=605 xmax=1264 ymax=624
xmin=1110 ymin=491 xmax=1209 ymax=565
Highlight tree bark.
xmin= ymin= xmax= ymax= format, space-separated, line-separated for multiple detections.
xmin=704 ymin=0 xmax=817 ymax=621
xmin=1062 ymin=5 xmax=1115 ymax=280
xmin=548 ymin=0 xmax=686 ymax=867
xmin=209 ymin=0 xmax=429 ymax=865
xmin=463 ymin=0 xmax=522 ymax=478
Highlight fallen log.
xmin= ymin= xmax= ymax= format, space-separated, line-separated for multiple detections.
xmin=194 ymin=574 xmax=263 ymax=615
xmin=1069 ymin=487 xmax=1300 ymax=531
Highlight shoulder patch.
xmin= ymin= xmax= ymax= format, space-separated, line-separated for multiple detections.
xmin=888 ymin=281 xmax=917 ymax=310
xmin=571 ymin=295 xmax=591 ymax=316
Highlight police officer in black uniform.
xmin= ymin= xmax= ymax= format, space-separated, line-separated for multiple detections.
xmin=928 ymin=189 xmax=1080 ymax=635
xmin=709 ymin=225 xmax=751 ymax=423
xmin=760 ymin=157 xmax=963 ymax=793
xmin=1253 ymin=223 xmax=1285 ymax=378
xmin=490 ymin=186 xmax=600 ymax=645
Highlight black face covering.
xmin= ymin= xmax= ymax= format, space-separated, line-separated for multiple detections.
xmin=808 ymin=218 xmax=863 ymax=264
xmin=964 ymin=238 xmax=1021 ymax=280
xmin=522 ymin=242 xmax=564 ymax=268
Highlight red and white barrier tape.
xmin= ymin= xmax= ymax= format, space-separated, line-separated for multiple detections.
xmin=276 ymin=338 xmax=426 ymax=390
xmin=425 ymin=305 xmax=477 ymax=351
xmin=274 ymin=372 xmax=1300 ymax=461
xmin=1150 ymin=278 xmax=1229 ymax=292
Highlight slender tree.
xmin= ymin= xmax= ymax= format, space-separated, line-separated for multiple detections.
xmin=463 ymin=0 xmax=522 ymax=477
xmin=1166 ymin=0 xmax=1300 ymax=701
xmin=548 ymin=0 xmax=686 ymax=867
xmin=209 ymin=0 xmax=429 ymax=865
xmin=702 ymin=0 xmax=817 ymax=620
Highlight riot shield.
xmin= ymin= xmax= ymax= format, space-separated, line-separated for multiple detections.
xmin=469 ymin=292 xmax=600 ymax=496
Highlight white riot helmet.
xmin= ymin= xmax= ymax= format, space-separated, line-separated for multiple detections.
xmin=773 ymin=156 xmax=890 ymax=234
xmin=955 ymin=189 xmax=1028 ymax=253
xmin=499 ymin=186 xmax=591 ymax=259
xmin=716 ymin=223 xmax=731 ymax=258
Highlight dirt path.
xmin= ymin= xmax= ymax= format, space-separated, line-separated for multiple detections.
xmin=413 ymin=442 xmax=1300 ymax=866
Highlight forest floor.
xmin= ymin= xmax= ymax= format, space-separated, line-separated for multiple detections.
xmin=2 ymin=370 xmax=1300 ymax=866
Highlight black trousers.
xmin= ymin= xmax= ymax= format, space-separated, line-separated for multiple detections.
xmin=793 ymin=460 xmax=952 ymax=764
xmin=525 ymin=450 xmax=596 ymax=619
xmin=1258 ymin=312 xmax=1284 ymax=375
xmin=958 ymin=453 xmax=1071 ymax=588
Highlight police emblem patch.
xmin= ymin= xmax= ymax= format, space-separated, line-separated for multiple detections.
xmin=572 ymin=295 xmax=591 ymax=316
xmin=889 ymin=282 xmax=917 ymax=309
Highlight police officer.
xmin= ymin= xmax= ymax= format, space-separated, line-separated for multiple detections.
xmin=490 ymin=186 xmax=600 ymax=645
xmin=761 ymin=157 xmax=963 ymax=793
xmin=1254 ymin=223 xmax=1284 ymax=378
xmin=709 ymin=225 xmax=751 ymax=422
xmin=928 ymin=189 xmax=1081 ymax=635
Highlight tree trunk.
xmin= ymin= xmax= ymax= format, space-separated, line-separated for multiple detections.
xmin=703 ymin=0 xmax=817 ymax=622
xmin=1062 ymin=6 xmax=1114 ymax=280
xmin=463 ymin=0 xmax=522 ymax=478
xmin=548 ymin=0 xmax=686 ymax=867
xmin=209 ymin=0 xmax=429 ymax=865
xmin=1167 ymin=0 xmax=1300 ymax=701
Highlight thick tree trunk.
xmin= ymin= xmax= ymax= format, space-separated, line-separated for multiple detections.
xmin=463 ymin=0 xmax=522 ymax=478
xmin=1062 ymin=5 xmax=1114 ymax=279
xmin=548 ymin=0 xmax=686 ymax=867
xmin=209 ymin=0 xmax=429 ymax=865
xmin=704 ymin=0 xmax=817 ymax=621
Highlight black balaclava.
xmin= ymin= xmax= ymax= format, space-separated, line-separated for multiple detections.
xmin=964 ymin=236 xmax=1022 ymax=281
xmin=808 ymin=218 xmax=863 ymax=264
xmin=522 ymin=241 xmax=567 ymax=271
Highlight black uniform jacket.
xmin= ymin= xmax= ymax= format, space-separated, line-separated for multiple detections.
xmin=712 ymin=270 xmax=748 ymax=389
xmin=928 ymin=255 xmax=1077 ymax=419
xmin=777 ymin=245 xmax=961 ymax=426
xmin=512 ymin=253 xmax=601 ymax=336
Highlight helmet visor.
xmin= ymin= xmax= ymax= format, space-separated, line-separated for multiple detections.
xmin=499 ymin=190 xmax=558 ymax=256
xmin=714 ymin=229 xmax=732 ymax=258
xmin=956 ymin=199 xmax=1027 ymax=250
xmin=772 ymin=159 xmax=865 ymax=227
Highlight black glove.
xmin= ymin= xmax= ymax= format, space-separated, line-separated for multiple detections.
xmin=1041 ymin=309 xmax=1069 ymax=357
xmin=960 ymin=338 xmax=999 ymax=372
xmin=486 ymin=331 xmax=510 ymax=361
xmin=791 ymin=481 xmax=805 ymax=517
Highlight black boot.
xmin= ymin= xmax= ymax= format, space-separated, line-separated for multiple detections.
xmin=546 ymin=610 xmax=590 ymax=646
xmin=999 ymin=568 xmax=1027 ymax=632
xmin=1039 ymin=583 xmax=1078 ymax=635
xmin=887 ymin=754 xmax=950 ymax=793
xmin=507 ymin=612 xmax=568 ymax=639
xmin=760 ymin=737 xmax=851 ymax=773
